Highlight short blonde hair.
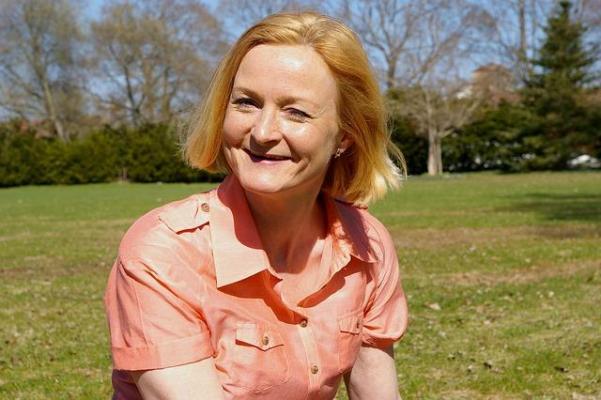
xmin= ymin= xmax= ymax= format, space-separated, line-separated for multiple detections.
xmin=184 ymin=12 xmax=405 ymax=204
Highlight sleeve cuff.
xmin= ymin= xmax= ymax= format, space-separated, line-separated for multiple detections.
xmin=111 ymin=331 xmax=213 ymax=371
xmin=361 ymin=330 xmax=405 ymax=349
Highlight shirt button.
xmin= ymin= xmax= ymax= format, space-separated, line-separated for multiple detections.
xmin=300 ymin=319 xmax=308 ymax=328
xmin=200 ymin=202 xmax=210 ymax=212
xmin=262 ymin=336 xmax=270 ymax=346
xmin=311 ymin=365 xmax=319 ymax=374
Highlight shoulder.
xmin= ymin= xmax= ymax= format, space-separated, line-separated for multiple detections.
xmin=118 ymin=190 xmax=213 ymax=264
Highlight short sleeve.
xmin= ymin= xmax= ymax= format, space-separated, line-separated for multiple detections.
xmin=104 ymin=253 xmax=213 ymax=371
xmin=361 ymin=226 xmax=408 ymax=348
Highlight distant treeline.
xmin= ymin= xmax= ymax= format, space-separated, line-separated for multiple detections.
xmin=0 ymin=124 xmax=221 ymax=187
xmin=0 ymin=118 xmax=484 ymax=187
xmin=3 ymin=100 xmax=598 ymax=187
xmin=2 ymin=1 xmax=600 ymax=181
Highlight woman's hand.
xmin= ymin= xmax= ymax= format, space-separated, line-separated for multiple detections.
xmin=130 ymin=357 xmax=225 ymax=400
xmin=344 ymin=345 xmax=401 ymax=400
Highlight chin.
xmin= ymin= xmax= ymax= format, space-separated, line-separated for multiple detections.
xmin=236 ymin=173 xmax=291 ymax=195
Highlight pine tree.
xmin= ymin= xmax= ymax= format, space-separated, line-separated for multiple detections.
xmin=521 ymin=0 xmax=598 ymax=169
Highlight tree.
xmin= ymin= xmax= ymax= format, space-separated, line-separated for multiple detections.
xmin=483 ymin=0 xmax=553 ymax=83
xmin=336 ymin=0 xmax=492 ymax=175
xmin=445 ymin=101 xmax=541 ymax=172
xmin=217 ymin=0 xmax=322 ymax=38
xmin=388 ymin=81 xmax=481 ymax=175
xmin=522 ymin=0 xmax=598 ymax=169
xmin=387 ymin=108 xmax=428 ymax=174
xmin=0 ymin=0 xmax=85 ymax=141
xmin=91 ymin=0 xmax=227 ymax=126
xmin=338 ymin=0 xmax=493 ymax=89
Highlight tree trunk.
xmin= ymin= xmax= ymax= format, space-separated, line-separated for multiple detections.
xmin=32 ymin=36 xmax=68 ymax=142
xmin=160 ymin=67 xmax=171 ymax=121
xmin=518 ymin=0 xmax=526 ymax=59
xmin=517 ymin=0 xmax=527 ymax=79
xmin=42 ymin=79 xmax=67 ymax=142
xmin=386 ymin=55 xmax=398 ymax=90
xmin=123 ymin=65 xmax=141 ymax=126
xmin=427 ymin=131 xmax=443 ymax=175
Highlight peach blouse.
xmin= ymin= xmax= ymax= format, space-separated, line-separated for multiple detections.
xmin=104 ymin=175 xmax=408 ymax=399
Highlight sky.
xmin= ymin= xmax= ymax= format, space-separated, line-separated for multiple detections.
xmin=85 ymin=0 xmax=219 ymax=20
xmin=81 ymin=0 xmax=520 ymax=80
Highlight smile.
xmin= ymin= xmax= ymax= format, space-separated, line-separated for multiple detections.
xmin=244 ymin=149 xmax=291 ymax=162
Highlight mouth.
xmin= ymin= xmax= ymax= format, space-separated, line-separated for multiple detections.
xmin=244 ymin=149 xmax=291 ymax=162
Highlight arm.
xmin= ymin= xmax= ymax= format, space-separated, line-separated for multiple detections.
xmin=131 ymin=357 xmax=225 ymax=400
xmin=344 ymin=345 xmax=401 ymax=400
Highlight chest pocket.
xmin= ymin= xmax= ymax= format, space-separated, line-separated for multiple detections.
xmin=337 ymin=312 xmax=364 ymax=373
xmin=230 ymin=321 xmax=290 ymax=391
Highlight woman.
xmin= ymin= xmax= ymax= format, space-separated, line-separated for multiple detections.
xmin=105 ymin=12 xmax=408 ymax=400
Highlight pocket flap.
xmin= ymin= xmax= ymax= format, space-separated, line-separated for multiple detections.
xmin=236 ymin=322 xmax=284 ymax=350
xmin=338 ymin=314 xmax=362 ymax=334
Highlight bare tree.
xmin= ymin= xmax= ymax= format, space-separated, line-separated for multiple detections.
xmin=338 ymin=0 xmax=424 ymax=89
xmin=572 ymin=0 xmax=601 ymax=25
xmin=217 ymin=0 xmax=323 ymax=38
xmin=389 ymin=79 xmax=481 ymax=175
xmin=338 ymin=0 xmax=491 ymax=174
xmin=0 ymin=0 xmax=85 ymax=141
xmin=482 ymin=0 xmax=557 ymax=83
xmin=337 ymin=0 xmax=494 ymax=89
xmin=91 ymin=0 xmax=227 ymax=126
xmin=573 ymin=0 xmax=601 ymax=76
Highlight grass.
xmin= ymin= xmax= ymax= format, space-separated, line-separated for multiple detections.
xmin=1 ymin=171 xmax=600 ymax=399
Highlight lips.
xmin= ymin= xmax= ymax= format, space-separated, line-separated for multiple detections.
xmin=244 ymin=149 xmax=291 ymax=162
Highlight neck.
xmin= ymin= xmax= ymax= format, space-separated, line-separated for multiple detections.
xmin=244 ymin=187 xmax=326 ymax=273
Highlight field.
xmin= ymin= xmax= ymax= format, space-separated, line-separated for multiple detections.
xmin=1 ymin=171 xmax=600 ymax=399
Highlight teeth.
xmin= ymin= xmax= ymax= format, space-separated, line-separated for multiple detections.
xmin=245 ymin=149 xmax=289 ymax=160
xmin=254 ymin=153 xmax=287 ymax=160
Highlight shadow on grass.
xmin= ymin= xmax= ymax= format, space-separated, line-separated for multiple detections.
xmin=500 ymin=192 xmax=601 ymax=224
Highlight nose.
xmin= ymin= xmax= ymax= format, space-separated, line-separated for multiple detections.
xmin=251 ymin=107 xmax=282 ymax=145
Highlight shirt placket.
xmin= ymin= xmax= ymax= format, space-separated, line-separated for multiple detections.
xmin=272 ymin=277 xmax=322 ymax=397
xmin=275 ymin=240 xmax=340 ymax=399
xmin=296 ymin=315 xmax=322 ymax=397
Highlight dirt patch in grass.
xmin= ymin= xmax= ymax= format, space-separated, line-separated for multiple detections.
xmin=0 ymin=218 xmax=130 ymax=242
xmin=442 ymin=259 xmax=600 ymax=287
xmin=0 ymin=260 xmax=111 ymax=280
xmin=437 ymin=389 xmax=508 ymax=400
xmin=382 ymin=208 xmax=498 ymax=218
xmin=391 ymin=225 xmax=601 ymax=250
xmin=0 ymin=232 xmax=35 ymax=242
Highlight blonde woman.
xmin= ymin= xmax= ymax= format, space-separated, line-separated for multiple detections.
xmin=105 ymin=12 xmax=408 ymax=400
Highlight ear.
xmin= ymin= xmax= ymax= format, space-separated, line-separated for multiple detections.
xmin=338 ymin=133 xmax=354 ymax=153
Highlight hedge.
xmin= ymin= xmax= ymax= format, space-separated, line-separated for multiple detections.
xmin=0 ymin=124 xmax=218 ymax=187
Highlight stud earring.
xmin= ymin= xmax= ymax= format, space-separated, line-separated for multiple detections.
xmin=334 ymin=148 xmax=343 ymax=159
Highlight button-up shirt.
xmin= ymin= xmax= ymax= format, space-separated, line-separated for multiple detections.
xmin=104 ymin=175 xmax=408 ymax=400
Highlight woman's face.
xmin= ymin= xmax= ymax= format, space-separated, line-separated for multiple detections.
xmin=222 ymin=44 xmax=346 ymax=198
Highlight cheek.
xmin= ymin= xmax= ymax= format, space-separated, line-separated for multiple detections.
xmin=295 ymin=126 xmax=338 ymax=160
xmin=222 ymin=111 xmax=246 ymax=146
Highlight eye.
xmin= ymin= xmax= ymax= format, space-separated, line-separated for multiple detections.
xmin=232 ymin=97 xmax=258 ymax=110
xmin=285 ymin=108 xmax=311 ymax=122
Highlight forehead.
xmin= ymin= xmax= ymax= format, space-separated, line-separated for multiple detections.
xmin=233 ymin=44 xmax=338 ymax=103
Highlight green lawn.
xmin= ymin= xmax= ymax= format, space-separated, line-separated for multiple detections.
xmin=1 ymin=171 xmax=600 ymax=399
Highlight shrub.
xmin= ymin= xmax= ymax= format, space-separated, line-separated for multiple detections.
xmin=389 ymin=114 xmax=428 ymax=175
xmin=0 ymin=123 xmax=216 ymax=186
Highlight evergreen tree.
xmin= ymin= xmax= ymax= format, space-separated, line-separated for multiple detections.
xmin=521 ymin=0 xmax=598 ymax=169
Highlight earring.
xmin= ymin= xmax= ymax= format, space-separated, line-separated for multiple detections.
xmin=334 ymin=148 xmax=343 ymax=159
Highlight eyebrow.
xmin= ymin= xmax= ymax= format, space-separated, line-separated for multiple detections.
xmin=231 ymin=86 xmax=321 ymax=109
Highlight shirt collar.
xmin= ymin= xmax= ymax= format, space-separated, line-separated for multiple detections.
xmin=159 ymin=175 xmax=378 ymax=288
xmin=158 ymin=194 xmax=210 ymax=233
xmin=209 ymin=175 xmax=271 ymax=288
xmin=324 ymin=195 xmax=379 ymax=271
